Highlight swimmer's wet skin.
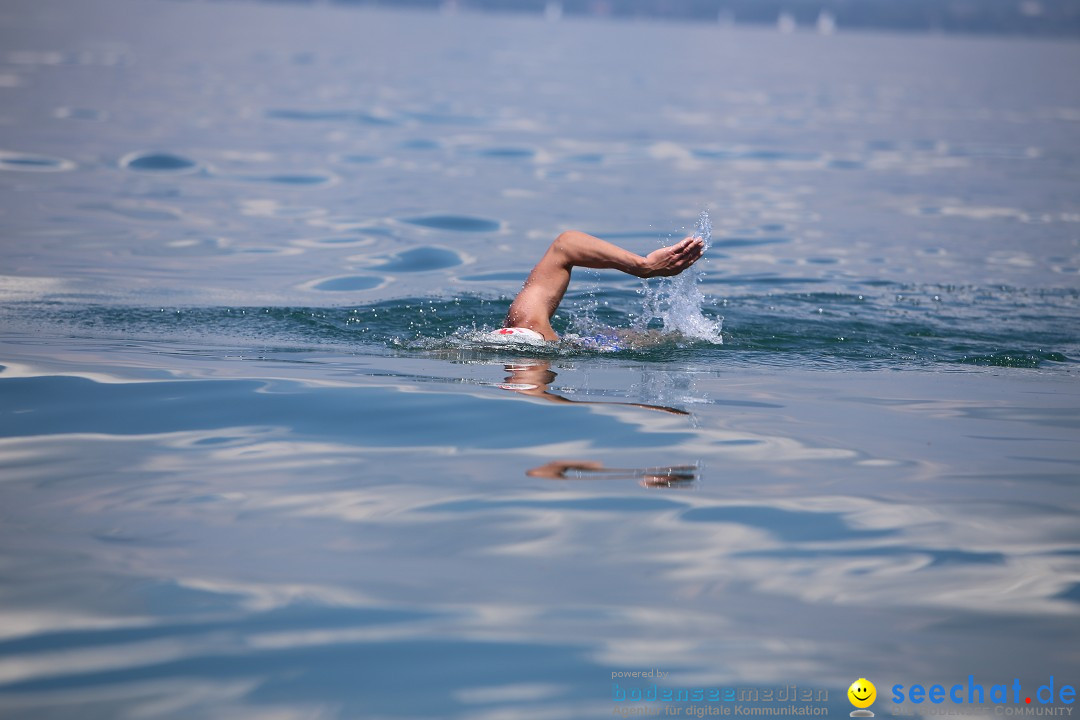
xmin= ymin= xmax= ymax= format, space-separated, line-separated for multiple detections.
xmin=502 ymin=230 xmax=705 ymax=342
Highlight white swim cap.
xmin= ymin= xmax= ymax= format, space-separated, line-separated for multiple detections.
xmin=488 ymin=327 xmax=546 ymax=343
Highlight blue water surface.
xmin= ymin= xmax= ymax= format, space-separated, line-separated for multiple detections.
xmin=0 ymin=0 xmax=1079 ymax=718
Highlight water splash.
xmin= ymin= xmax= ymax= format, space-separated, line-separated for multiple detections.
xmin=636 ymin=211 xmax=723 ymax=343
xmin=694 ymin=209 xmax=713 ymax=250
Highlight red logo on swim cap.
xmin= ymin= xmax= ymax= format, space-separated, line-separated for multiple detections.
xmin=498 ymin=328 xmax=514 ymax=334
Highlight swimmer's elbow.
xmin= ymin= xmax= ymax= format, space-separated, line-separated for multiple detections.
xmin=549 ymin=231 xmax=579 ymax=266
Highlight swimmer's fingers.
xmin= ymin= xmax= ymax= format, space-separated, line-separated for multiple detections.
xmin=641 ymin=238 xmax=705 ymax=277
xmin=671 ymin=236 xmax=698 ymax=254
xmin=674 ymin=241 xmax=704 ymax=271
xmin=665 ymin=252 xmax=702 ymax=276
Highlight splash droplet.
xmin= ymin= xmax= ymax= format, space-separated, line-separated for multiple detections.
xmin=636 ymin=211 xmax=723 ymax=343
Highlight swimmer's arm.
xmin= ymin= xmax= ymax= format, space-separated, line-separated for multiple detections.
xmin=505 ymin=231 xmax=704 ymax=339
xmin=552 ymin=231 xmax=704 ymax=278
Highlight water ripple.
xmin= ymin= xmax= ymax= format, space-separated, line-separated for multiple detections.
xmin=265 ymin=108 xmax=398 ymax=126
xmin=309 ymin=276 xmax=384 ymax=292
xmin=368 ymin=247 xmax=463 ymax=273
xmin=400 ymin=215 xmax=501 ymax=233
xmin=0 ymin=149 xmax=75 ymax=172
xmin=120 ymin=152 xmax=198 ymax=173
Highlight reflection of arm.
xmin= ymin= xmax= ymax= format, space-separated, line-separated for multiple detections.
xmin=502 ymin=361 xmax=689 ymax=415
xmin=526 ymin=460 xmax=605 ymax=479
xmin=512 ymin=386 xmax=688 ymax=416
xmin=526 ymin=460 xmax=698 ymax=485
xmin=576 ymin=398 xmax=689 ymax=416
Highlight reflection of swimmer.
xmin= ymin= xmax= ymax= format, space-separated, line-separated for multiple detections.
xmin=526 ymin=460 xmax=698 ymax=488
xmin=499 ymin=360 xmax=689 ymax=416
xmin=503 ymin=231 xmax=704 ymax=342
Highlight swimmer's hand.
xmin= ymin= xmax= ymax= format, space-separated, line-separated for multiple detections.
xmin=637 ymin=236 xmax=705 ymax=278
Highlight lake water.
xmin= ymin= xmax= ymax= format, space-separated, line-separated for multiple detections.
xmin=1 ymin=1 xmax=1079 ymax=717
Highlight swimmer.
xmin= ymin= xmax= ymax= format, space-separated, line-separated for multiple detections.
xmin=503 ymin=230 xmax=705 ymax=342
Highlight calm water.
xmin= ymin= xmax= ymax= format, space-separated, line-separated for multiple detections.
xmin=1 ymin=1 xmax=1079 ymax=718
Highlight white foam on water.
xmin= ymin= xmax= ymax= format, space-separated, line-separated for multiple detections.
xmin=636 ymin=211 xmax=723 ymax=343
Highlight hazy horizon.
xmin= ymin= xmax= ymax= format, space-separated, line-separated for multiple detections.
xmin=277 ymin=0 xmax=1080 ymax=38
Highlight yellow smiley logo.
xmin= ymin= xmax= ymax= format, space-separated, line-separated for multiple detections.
xmin=848 ymin=678 xmax=877 ymax=709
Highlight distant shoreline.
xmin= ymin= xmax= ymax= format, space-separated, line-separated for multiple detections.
xmin=208 ymin=0 xmax=1080 ymax=39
